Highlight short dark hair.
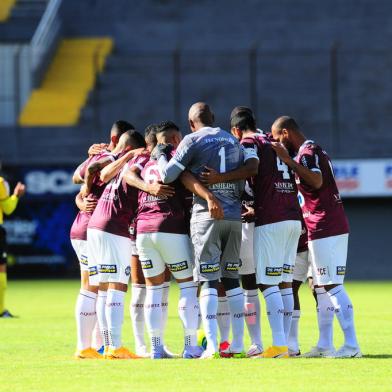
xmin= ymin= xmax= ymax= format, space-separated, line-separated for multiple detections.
xmin=156 ymin=120 xmax=180 ymax=134
xmin=231 ymin=111 xmax=256 ymax=131
xmin=113 ymin=120 xmax=135 ymax=135
xmin=128 ymin=129 xmax=146 ymax=148
xmin=144 ymin=123 xmax=158 ymax=147
xmin=230 ymin=106 xmax=254 ymax=121
xmin=272 ymin=116 xmax=299 ymax=132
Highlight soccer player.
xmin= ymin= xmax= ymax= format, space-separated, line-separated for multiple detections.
xmin=0 ymin=176 xmax=25 ymax=318
xmin=126 ymin=121 xmax=212 ymax=359
xmin=71 ymin=120 xmax=132 ymax=359
xmin=203 ymin=109 xmax=302 ymax=358
xmin=156 ymin=103 xmax=246 ymax=359
xmin=100 ymin=123 xmax=175 ymax=358
xmin=271 ymin=116 xmax=361 ymax=358
xmin=87 ymin=130 xmax=162 ymax=359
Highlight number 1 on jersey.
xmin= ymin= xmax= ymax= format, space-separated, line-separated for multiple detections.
xmin=218 ymin=146 xmax=226 ymax=173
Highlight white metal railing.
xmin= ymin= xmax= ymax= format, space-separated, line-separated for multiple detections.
xmin=31 ymin=0 xmax=62 ymax=70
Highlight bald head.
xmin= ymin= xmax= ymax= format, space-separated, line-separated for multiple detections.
xmin=271 ymin=116 xmax=299 ymax=133
xmin=271 ymin=116 xmax=304 ymax=152
xmin=188 ymin=102 xmax=214 ymax=132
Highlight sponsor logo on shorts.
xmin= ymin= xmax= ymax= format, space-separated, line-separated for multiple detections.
xmin=336 ymin=266 xmax=346 ymax=276
xmin=99 ymin=264 xmax=117 ymax=274
xmin=200 ymin=262 xmax=220 ymax=274
xmin=265 ymin=267 xmax=282 ymax=276
xmin=80 ymin=254 xmax=88 ymax=266
xmin=283 ymin=264 xmax=294 ymax=274
xmin=141 ymin=260 xmax=153 ymax=270
xmin=168 ymin=260 xmax=188 ymax=273
xmin=89 ymin=266 xmax=98 ymax=276
xmin=225 ymin=261 xmax=241 ymax=271
xmin=125 ymin=266 xmax=131 ymax=276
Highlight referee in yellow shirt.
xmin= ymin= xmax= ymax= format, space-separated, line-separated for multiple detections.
xmin=0 ymin=175 xmax=25 ymax=318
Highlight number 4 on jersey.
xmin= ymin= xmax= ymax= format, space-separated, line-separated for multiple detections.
xmin=276 ymin=157 xmax=290 ymax=179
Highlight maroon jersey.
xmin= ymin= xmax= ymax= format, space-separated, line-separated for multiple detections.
xmin=137 ymin=159 xmax=189 ymax=235
xmin=295 ymin=140 xmax=349 ymax=241
xmin=242 ymin=134 xmax=301 ymax=227
xmin=70 ymin=151 xmax=115 ymax=240
xmin=297 ymin=218 xmax=308 ymax=253
xmin=88 ymin=154 xmax=150 ymax=238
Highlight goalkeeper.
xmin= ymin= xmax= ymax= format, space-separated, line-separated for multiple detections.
xmin=0 ymin=173 xmax=26 ymax=318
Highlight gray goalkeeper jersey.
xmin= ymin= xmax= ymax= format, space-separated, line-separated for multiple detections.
xmin=158 ymin=127 xmax=243 ymax=221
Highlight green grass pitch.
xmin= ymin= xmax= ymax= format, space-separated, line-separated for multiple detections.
xmin=0 ymin=280 xmax=391 ymax=391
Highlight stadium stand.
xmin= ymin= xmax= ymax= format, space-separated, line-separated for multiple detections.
xmin=19 ymin=37 xmax=113 ymax=126
xmin=0 ymin=0 xmax=16 ymax=23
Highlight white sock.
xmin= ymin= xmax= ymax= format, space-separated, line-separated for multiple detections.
xmin=178 ymin=281 xmax=199 ymax=347
xmin=161 ymin=282 xmax=170 ymax=345
xmin=105 ymin=289 xmax=125 ymax=349
xmin=315 ymin=287 xmax=334 ymax=350
xmin=91 ymin=322 xmax=103 ymax=350
xmin=226 ymin=287 xmax=245 ymax=352
xmin=327 ymin=285 xmax=359 ymax=348
xmin=288 ymin=310 xmax=300 ymax=352
xmin=263 ymin=286 xmax=286 ymax=347
xmin=130 ymin=283 xmax=146 ymax=350
xmin=96 ymin=290 xmax=109 ymax=347
xmin=243 ymin=289 xmax=262 ymax=347
xmin=217 ymin=296 xmax=230 ymax=343
xmin=75 ymin=289 xmax=97 ymax=350
xmin=199 ymin=287 xmax=219 ymax=353
xmin=145 ymin=285 xmax=164 ymax=350
xmin=280 ymin=287 xmax=294 ymax=341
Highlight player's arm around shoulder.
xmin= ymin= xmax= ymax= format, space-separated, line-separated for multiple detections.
xmin=271 ymin=142 xmax=322 ymax=190
xmin=157 ymin=135 xmax=195 ymax=184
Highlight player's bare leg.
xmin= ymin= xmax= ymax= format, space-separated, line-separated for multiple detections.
xmin=241 ymin=273 xmax=263 ymax=356
xmin=130 ymin=255 xmax=149 ymax=357
xmin=217 ymin=282 xmax=230 ymax=352
xmin=324 ymin=283 xmax=361 ymax=358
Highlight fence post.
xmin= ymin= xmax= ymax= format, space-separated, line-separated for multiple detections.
xmin=173 ymin=48 xmax=181 ymax=124
xmin=330 ymin=42 xmax=340 ymax=156
xmin=249 ymin=47 xmax=258 ymax=118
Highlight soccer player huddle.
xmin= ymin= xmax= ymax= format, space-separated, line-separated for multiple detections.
xmin=70 ymin=102 xmax=361 ymax=360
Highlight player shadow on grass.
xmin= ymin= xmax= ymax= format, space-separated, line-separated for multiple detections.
xmin=362 ymin=354 xmax=392 ymax=359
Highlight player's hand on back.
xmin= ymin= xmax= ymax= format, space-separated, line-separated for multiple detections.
xmin=206 ymin=194 xmax=224 ymax=220
xmin=147 ymin=181 xmax=175 ymax=198
xmin=88 ymin=143 xmax=108 ymax=156
xmin=200 ymin=166 xmax=222 ymax=185
xmin=241 ymin=205 xmax=255 ymax=223
xmin=271 ymin=142 xmax=291 ymax=164
xmin=13 ymin=182 xmax=26 ymax=198
xmin=83 ymin=196 xmax=98 ymax=213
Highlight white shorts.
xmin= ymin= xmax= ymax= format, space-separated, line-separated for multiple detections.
xmin=309 ymin=233 xmax=348 ymax=285
xmin=292 ymin=250 xmax=311 ymax=283
xmin=70 ymin=239 xmax=89 ymax=272
xmin=87 ymin=228 xmax=132 ymax=285
xmin=131 ymin=240 xmax=138 ymax=256
xmin=254 ymin=220 xmax=302 ymax=285
xmin=239 ymin=222 xmax=255 ymax=275
xmin=136 ymin=232 xmax=193 ymax=280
